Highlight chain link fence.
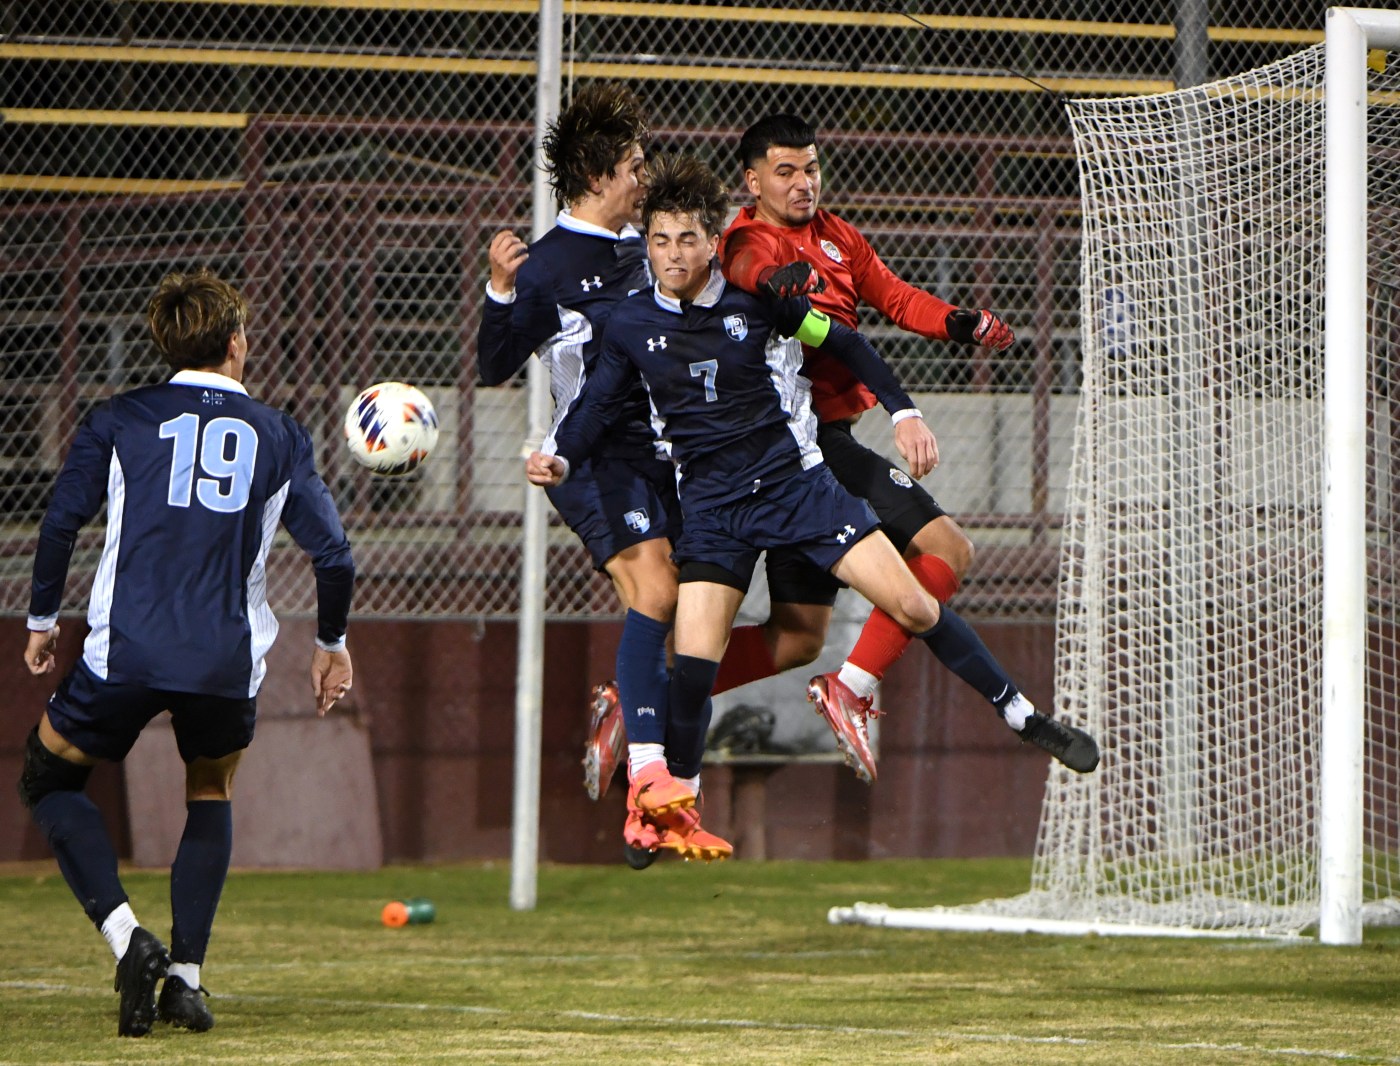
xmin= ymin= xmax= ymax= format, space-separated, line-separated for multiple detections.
xmin=0 ymin=1 xmax=1325 ymax=621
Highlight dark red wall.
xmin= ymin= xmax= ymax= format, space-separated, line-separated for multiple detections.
xmin=0 ymin=617 xmax=1057 ymax=864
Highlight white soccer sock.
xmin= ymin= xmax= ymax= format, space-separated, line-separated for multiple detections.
xmin=1000 ymin=693 xmax=1035 ymax=732
xmin=627 ymin=742 xmax=666 ymax=778
xmin=101 ymin=902 xmax=138 ymax=961
xmin=678 ymin=773 xmax=700 ymax=795
xmin=837 ymin=662 xmax=880 ymax=700
xmin=168 ymin=961 xmax=201 ymax=990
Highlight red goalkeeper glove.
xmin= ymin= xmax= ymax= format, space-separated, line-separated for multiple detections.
xmin=756 ymin=261 xmax=826 ymax=299
xmin=945 ymin=308 xmax=1014 ymax=350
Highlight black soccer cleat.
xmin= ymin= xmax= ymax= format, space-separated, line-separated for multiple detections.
xmin=623 ymin=842 xmax=660 ymax=870
xmin=1019 ymin=713 xmax=1100 ymax=773
xmin=157 ymin=974 xmax=215 ymax=1032
xmin=114 ymin=927 xmax=170 ymax=1037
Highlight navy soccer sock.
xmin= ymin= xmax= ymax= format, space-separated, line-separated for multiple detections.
xmin=32 ymin=790 xmax=129 ymax=926
xmin=170 ymin=799 xmax=233 ymax=965
xmin=921 ymin=605 xmax=1018 ymax=710
xmin=666 ymin=654 xmax=719 ymax=779
xmin=616 ymin=609 xmax=671 ymax=747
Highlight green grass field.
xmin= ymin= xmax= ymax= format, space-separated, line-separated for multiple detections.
xmin=2 ymin=857 xmax=1397 ymax=1065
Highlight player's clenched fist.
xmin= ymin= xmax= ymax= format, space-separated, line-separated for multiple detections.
xmin=945 ymin=307 xmax=1014 ymax=351
xmin=525 ymin=450 xmax=567 ymax=487
xmin=757 ymin=260 xmax=825 ymax=300
xmin=488 ymin=229 xmax=530 ymax=295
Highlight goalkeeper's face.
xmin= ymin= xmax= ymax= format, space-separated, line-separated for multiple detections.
xmin=745 ymin=144 xmax=821 ymax=228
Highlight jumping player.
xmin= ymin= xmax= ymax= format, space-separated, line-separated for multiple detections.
xmin=19 ymin=268 xmax=356 ymax=1036
xmin=477 ymin=85 xmax=845 ymax=861
xmin=527 ymin=153 xmax=946 ymax=841
xmin=720 ymin=113 xmax=1099 ymax=780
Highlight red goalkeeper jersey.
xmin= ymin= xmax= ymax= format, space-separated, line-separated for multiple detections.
xmin=720 ymin=205 xmax=956 ymax=422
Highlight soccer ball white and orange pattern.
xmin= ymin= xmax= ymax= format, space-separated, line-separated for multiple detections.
xmin=344 ymin=381 xmax=439 ymax=475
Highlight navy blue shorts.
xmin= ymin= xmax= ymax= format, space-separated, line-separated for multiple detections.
xmin=45 ymin=660 xmax=257 ymax=764
xmin=819 ymin=419 xmax=948 ymax=555
xmin=673 ymin=465 xmax=880 ymax=591
xmin=546 ymin=452 xmax=683 ymax=571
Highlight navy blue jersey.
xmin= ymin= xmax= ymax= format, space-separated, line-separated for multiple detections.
xmin=553 ymin=265 xmax=915 ymax=512
xmin=28 ymin=370 xmax=354 ymax=700
xmin=476 ymin=210 xmax=655 ymax=460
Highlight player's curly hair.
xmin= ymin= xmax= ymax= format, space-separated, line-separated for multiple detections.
xmin=642 ymin=152 xmax=729 ymax=237
xmin=738 ymin=112 xmax=818 ymax=172
xmin=147 ymin=267 xmax=249 ymax=371
xmin=542 ymin=82 xmax=650 ymax=208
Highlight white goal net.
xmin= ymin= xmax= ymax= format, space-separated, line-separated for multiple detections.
xmin=834 ymin=32 xmax=1400 ymax=939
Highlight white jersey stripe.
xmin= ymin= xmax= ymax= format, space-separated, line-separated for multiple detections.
xmin=245 ymin=480 xmax=291 ymax=697
xmin=765 ymin=333 xmax=823 ymax=470
xmin=82 ymin=451 xmax=126 ymax=679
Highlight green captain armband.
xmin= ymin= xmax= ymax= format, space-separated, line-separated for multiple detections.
xmin=793 ymin=308 xmax=832 ymax=346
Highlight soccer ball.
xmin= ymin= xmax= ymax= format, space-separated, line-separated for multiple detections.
xmin=344 ymin=382 xmax=439 ymax=475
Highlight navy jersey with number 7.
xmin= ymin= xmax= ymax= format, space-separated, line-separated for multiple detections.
xmin=552 ymin=265 xmax=917 ymax=513
xmin=28 ymin=370 xmax=355 ymax=700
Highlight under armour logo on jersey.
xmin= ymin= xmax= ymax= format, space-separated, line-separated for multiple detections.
xmin=835 ymin=524 xmax=857 ymax=544
xmin=724 ymin=314 xmax=748 ymax=341
xmin=580 ymin=275 xmax=603 ymax=291
xmin=647 ymin=336 xmax=667 ymax=351
xmin=624 ymin=508 xmax=651 ymax=534
xmin=820 ymin=239 xmax=843 ymax=263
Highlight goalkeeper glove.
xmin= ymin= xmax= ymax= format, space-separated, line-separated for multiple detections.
xmin=757 ymin=261 xmax=826 ymax=300
xmin=945 ymin=307 xmax=1014 ymax=350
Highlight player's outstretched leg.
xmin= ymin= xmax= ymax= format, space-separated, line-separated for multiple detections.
xmin=114 ymin=927 xmax=171 ymax=1037
xmin=806 ymin=673 xmax=879 ymax=783
xmin=157 ymin=974 xmax=214 ymax=1032
xmin=582 ymin=680 xmax=625 ymax=801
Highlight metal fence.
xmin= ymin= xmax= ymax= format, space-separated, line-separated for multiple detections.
xmin=0 ymin=1 xmax=1324 ymax=620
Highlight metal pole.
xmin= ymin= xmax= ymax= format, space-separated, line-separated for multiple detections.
xmin=510 ymin=0 xmax=563 ymax=912
xmin=1320 ymin=6 xmax=1368 ymax=947
xmin=1173 ymin=0 xmax=1210 ymax=89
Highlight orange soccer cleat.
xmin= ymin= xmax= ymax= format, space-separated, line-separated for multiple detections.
xmin=653 ymin=795 xmax=733 ymax=863
xmin=629 ymin=760 xmax=696 ymax=817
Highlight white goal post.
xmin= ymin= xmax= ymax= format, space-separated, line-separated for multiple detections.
xmin=832 ymin=8 xmax=1400 ymax=944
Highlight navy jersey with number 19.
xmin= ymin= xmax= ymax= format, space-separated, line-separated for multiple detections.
xmin=28 ymin=370 xmax=354 ymax=700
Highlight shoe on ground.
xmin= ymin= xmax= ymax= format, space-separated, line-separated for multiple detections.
xmin=114 ymin=927 xmax=169 ymax=1037
xmin=654 ymin=796 xmax=733 ymax=863
xmin=582 ymin=680 xmax=625 ymax=801
xmin=1018 ymin=712 xmax=1100 ymax=773
xmin=630 ymin=761 xmax=696 ymax=817
xmin=622 ymin=772 xmax=663 ymax=870
xmin=157 ymin=974 xmax=214 ymax=1032
xmin=807 ymin=673 xmax=878 ymax=784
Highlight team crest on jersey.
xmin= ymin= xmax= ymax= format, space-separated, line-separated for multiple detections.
xmin=820 ymin=239 xmax=843 ymax=263
xmin=889 ymin=467 xmax=913 ymax=488
xmin=724 ymin=314 xmax=748 ymax=341
xmin=624 ymin=508 xmax=651 ymax=534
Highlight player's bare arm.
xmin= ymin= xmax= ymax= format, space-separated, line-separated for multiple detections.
xmin=23 ymin=624 xmax=59 ymax=676
xmin=894 ymin=416 xmax=938 ymax=479
xmin=488 ymin=229 xmax=530 ymax=295
xmin=311 ymin=645 xmax=353 ymax=717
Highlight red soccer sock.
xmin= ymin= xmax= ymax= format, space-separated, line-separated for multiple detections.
xmin=711 ymin=624 xmax=778 ymax=696
xmin=907 ymin=552 xmax=960 ymax=603
xmin=846 ymin=607 xmax=914 ymax=680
